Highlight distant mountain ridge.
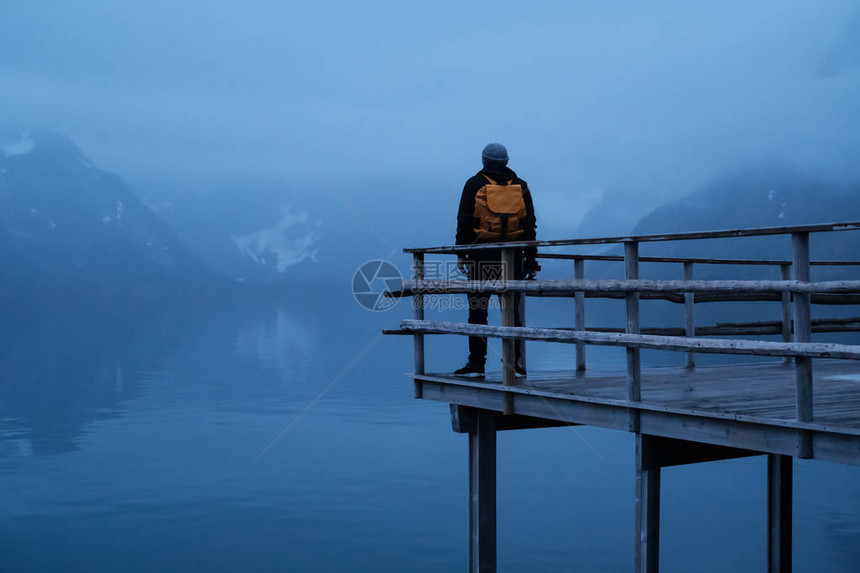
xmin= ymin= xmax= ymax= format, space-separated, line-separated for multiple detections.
xmin=632 ymin=171 xmax=859 ymax=235
xmin=5 ymin=129 xmax=857 ymax=300
xmin=570 ymin=170 xmax=860 ymax=269
xmin=0 ymin=129 xmax=224 ymax=299
xmin=627 ymin=171 xmax=860 ymax=274
xmin=572 ymin=171 xmax=860 ymax=331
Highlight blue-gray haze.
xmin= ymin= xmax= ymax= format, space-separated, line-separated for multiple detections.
xmin=3 ymin=1 xmax=859 ymax=240
xmin=2 ymin=2 xmax=860 ymax=572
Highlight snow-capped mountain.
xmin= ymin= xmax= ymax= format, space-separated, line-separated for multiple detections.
xmin=142 ymin=183 xmax=324 ymax=287
xmin=0 ymin=129 xmax=223 ymax=298
xmin=231 ymin=206 xmax=320 ymax=274
xmin=138 ymin=173 xmax=455 ymax=290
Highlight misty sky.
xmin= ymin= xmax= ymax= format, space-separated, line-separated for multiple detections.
xmin=3 ymin=1 xmax=859 ymax=233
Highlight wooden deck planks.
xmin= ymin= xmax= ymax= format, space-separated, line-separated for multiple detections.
xmin=423 ymin=359 xmax=860 ymax=431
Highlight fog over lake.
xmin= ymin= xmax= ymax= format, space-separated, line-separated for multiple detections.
xmin=2 ymin=1 xmax=860 ymax=571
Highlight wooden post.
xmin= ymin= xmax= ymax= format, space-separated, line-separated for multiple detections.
xmin=575 ymin=257 xmax=586 ymax=372
xmin=625 ymin=242 xmax=641 ymax=403
xmin=635 ymin=434 xmax=660 ymax=573
xmin=792 ymin=233 xmax=813 ymax=457
xmin=780 ymin=263 xmax=792 ymax=365
xmin=413 ymin=253 xmax=425 ymax=398
xmin=683 ymin=262 xmax=695 ymax=369
xmin=518 ymin=276 xmax=527 ymax=372
xmin=501 ymin=247 xmax=516 ymax=415
xmin=767 ymin=454 xmax=792 ymax=573
xmin=469 ymin=409 xmax=497 ymax=573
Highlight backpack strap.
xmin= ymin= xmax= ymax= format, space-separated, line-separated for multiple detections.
xmin=482 ymin=174 xmax=516 ymax=186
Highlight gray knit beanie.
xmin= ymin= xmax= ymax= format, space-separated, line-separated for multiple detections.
xmin=481 ymin=143 xmax=509 ymax=167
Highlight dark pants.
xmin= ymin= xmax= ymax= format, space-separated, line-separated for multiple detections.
xmin=464 ymin=253 xmax=526 ymax=368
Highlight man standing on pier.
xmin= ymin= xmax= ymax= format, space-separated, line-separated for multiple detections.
xmin=454 ymin=143 xmax=539 ymax=377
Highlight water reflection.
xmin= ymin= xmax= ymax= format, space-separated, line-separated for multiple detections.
xmin=0 ymin=295 xmax=857 ymax=572
xmin=0 ymin=301 xmax=200 ymax=455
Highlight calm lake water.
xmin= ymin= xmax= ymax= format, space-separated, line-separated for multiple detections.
xmin=1 ymin=293 xmax=858 ymax=572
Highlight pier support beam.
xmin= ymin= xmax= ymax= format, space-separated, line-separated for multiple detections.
xmin=635 ymin=434 xmax=661 ymax=573
xmin=633 ymin=436 xmax=760 ymax=573
xmin=451 ymin=405 xmax=577 ymax=433
xmin=767 ymin=454 xmax=793 ymax=573
xmin=469 ymin=409 xmax=497 ymax=573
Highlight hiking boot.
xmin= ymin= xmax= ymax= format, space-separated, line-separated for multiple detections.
xmin=454 ymin=362 xmax=485 ymax=377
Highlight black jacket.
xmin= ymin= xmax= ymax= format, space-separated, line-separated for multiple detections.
xmin=456 ymin=165 xmax=537 ymax=265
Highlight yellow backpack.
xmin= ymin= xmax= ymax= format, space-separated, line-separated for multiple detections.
xmin=473 ymin=174 xmax=527 ymax=241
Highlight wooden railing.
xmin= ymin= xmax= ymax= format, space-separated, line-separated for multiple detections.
xmin=396 ymin=222 xmax=860 ymax=455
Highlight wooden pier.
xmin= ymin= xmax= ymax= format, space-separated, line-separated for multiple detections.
xmin=385 ymin=221 xmax=860 ymax=573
